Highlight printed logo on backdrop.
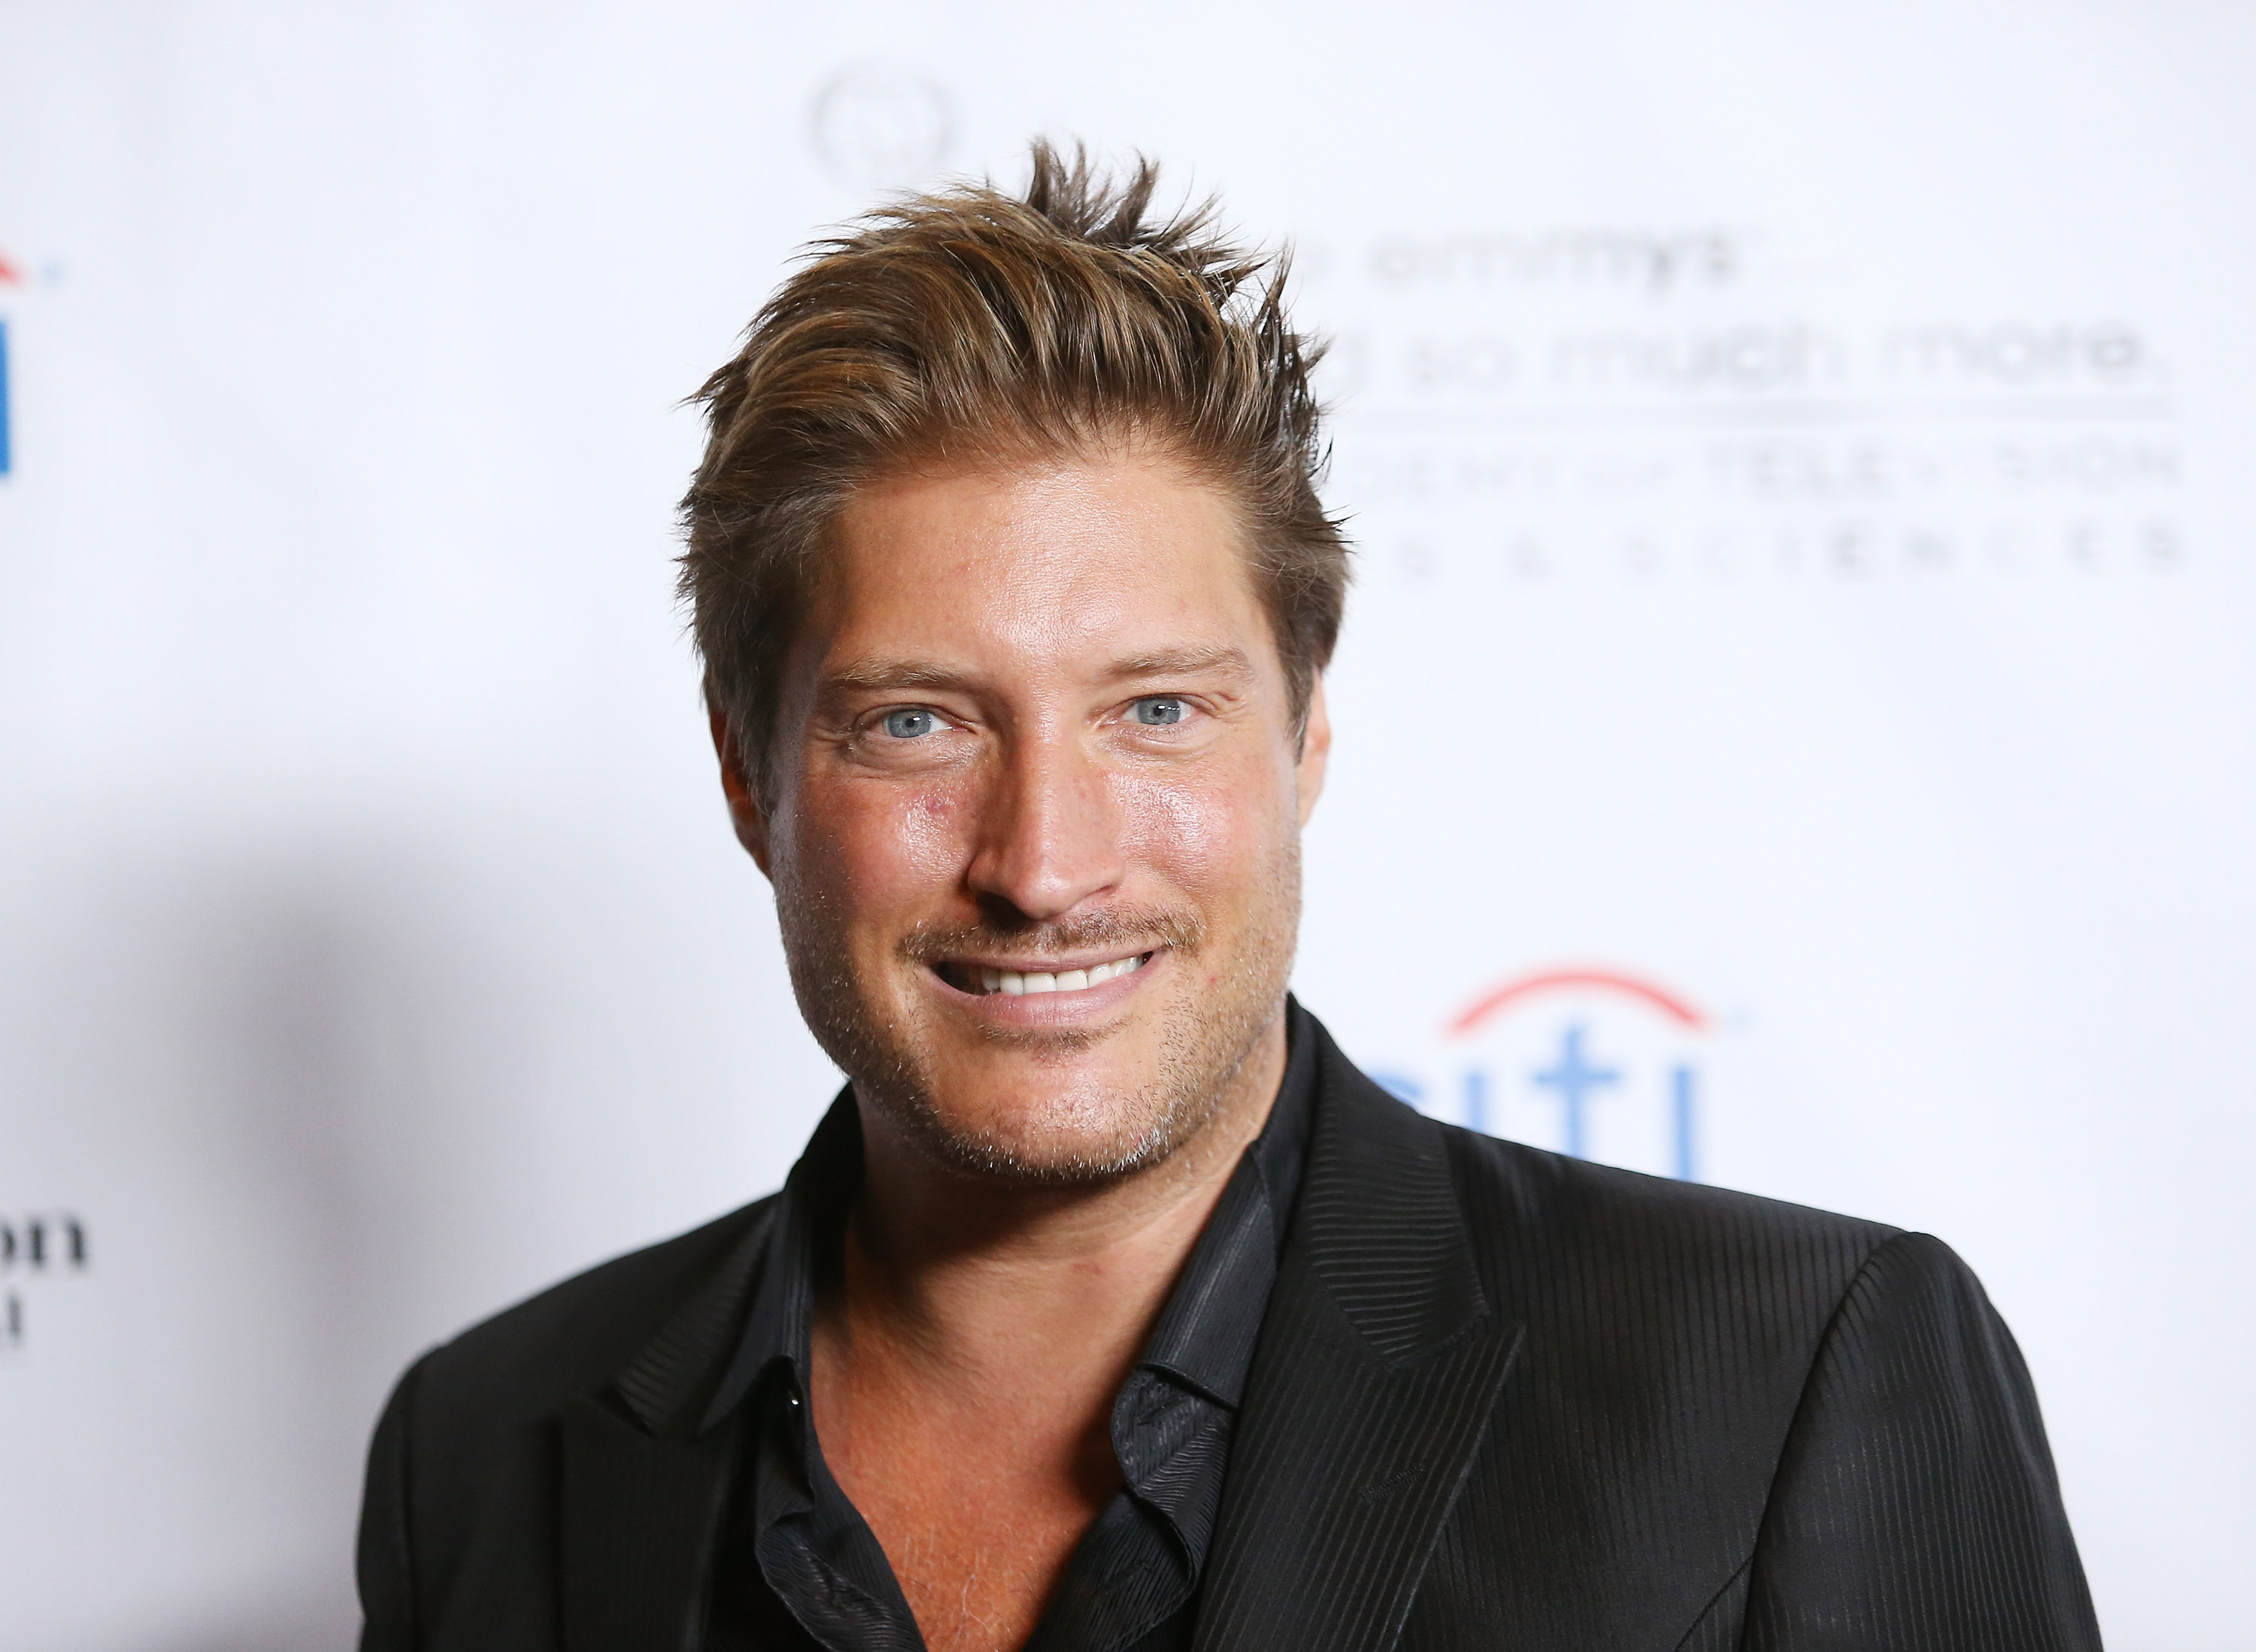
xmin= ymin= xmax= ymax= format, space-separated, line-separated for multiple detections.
xmin=0 ymin=243 xmax=21 ymax=477
xmin=2 ymin=1211 xmax=91 ymax=1356
xmin=1331 ymin=219 xmax=2188 ymax=585
xmin=1372 ymin=965 xmax=1721 ymax=1181
xmin=808 ymin=60 xmax=956 ymax=189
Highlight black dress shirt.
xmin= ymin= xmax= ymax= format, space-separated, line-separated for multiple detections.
xmin=701 ymin=1004 xmax=1318 ymax=1652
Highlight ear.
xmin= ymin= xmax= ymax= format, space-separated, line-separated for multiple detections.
xmin=708 ymin=702 xmax=774 ymax=878
xmin=1295 ymin=675 xmax=1332 ymax=829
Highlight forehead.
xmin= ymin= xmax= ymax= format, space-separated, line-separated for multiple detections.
xmin=809 ymin=453 xmax=1272 ymax=673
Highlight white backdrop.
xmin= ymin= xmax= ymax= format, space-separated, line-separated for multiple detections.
xmin=4 ymin=4 xmax=2252 ymax=1647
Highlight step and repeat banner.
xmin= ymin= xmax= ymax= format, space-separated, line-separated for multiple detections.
xmin=3 ymin=4 xmax=2251 ymax=1647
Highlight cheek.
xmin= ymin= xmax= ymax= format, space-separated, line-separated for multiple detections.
xmin=1116 ymin=749 xmax=1296 ymax=901
xmin=791 ymin=774 xmax=980 ymax=921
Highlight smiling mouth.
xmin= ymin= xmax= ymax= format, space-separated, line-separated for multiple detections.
xmin=936 ymin=952 xmax=1154 ymax=997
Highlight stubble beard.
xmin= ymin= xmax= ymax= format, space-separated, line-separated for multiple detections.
xmin=773 ymin=841 xmax=1302 ymax=1187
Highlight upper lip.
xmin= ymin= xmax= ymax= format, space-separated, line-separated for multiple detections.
xmin=935 ymin=947 xmax=1157 ymax=973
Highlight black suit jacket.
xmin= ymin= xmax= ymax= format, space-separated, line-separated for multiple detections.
xmin=359 ymin=1020 xmax=2100 ymax=1650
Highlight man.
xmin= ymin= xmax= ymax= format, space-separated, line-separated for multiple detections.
xmin=358 ymin=146 xmax=2101 ymax=1651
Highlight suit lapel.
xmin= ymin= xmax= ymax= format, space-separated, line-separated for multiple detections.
xmin=561 ymin=1398 xmax=741 ymax=1652
xmin=560 ymin=1207 xmax=775 ymax=1652
xmin=1195 ymin=1030 xmax=1523 ymax=1652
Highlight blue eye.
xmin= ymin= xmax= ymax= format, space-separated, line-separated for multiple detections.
xmin=881 ymin=708 xmax=938 ymax=739
xmin=1132 ymin=697 xmax=1187 ymax=726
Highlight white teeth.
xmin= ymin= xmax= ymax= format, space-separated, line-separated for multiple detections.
xmin=970 ymin=953 xmax=1148 ymax=996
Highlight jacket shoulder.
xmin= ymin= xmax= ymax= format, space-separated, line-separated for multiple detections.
xmin=1442 ymin=1122 xmax=1900 ymax=1287
xmin=408 ymin=1194 xmax=778 ymax=1440
xmin=1388 ymin=1119 xmax=1923 ymax=1647
xmin=359 ymin=1197 xmax=778 ymax=1650
xmin=1426 ymin=1117 xmax=1915 ymax=1450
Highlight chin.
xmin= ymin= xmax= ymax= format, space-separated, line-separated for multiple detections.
xmin=884 ymin=1070 xmax=1205 ymax=1185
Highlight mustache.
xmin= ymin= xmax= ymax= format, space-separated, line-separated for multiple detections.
xmin=899 ymin=905 xmax=1206 ymax=966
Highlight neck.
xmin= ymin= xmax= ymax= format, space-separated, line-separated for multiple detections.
xmin=805 ymin=1006 xmax=1290 ymax=1650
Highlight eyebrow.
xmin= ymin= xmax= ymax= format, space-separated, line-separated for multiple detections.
xmin=1104 ymin=645 xmax=1257 ymax=682
xmin=821 ymin=659 xmax=976 ymax=694
xmin=820 ymin=644 xmax=1257 ymax=696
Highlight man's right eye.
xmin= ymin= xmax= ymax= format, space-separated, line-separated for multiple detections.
xmin=881 ymin=708 xmax=938 ymax=739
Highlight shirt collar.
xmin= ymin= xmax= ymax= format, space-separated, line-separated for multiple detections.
xmin=1133 ymin=1000 xmax=1315 ymax=1408
xmin=702 ymin=1093 xmax=858 ymax=1429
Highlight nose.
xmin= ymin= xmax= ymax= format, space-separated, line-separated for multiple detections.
xmin=964 ymin=729 xmax=1126 ymax=923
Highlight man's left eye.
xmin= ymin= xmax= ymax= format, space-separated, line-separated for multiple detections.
xmin=881 ymin=708 xmax=939 ymax=738
xmin=1131 ymin=697 xmax=1187 ymax=727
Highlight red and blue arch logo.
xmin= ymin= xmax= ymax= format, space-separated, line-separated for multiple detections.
xmin=1372 ymin=965 xmax=1717 ymax=1181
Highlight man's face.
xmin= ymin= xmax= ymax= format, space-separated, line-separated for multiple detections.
xmin=727 ymin=450 xmax=1329 ymax=1183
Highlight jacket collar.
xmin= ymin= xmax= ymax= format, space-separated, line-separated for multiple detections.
xmin=559 ymin=1202 xmax=775 ymax=1652
xmin=1191 ymin=1017 xmax=1524 ymax=1652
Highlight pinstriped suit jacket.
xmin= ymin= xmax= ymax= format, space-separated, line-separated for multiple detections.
xmin=358 ymin=1016 xmax=2101 ymax=1650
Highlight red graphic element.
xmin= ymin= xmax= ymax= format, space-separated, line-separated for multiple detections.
xmin=0 ymin=250 xmax=21 ymax=285
xmin=1448 ymin=966 xmax=1708 ymax=1036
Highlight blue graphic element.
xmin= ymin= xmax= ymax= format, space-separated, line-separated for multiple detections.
xmin=1461 ymin=1068 xmax=1489 ymax=1134
xmin=1532 ymin=1022 xmax=1619 ymax=1159
xmin=1672 ymin=1065 xmax=1697 ymax=1181
xmin=0 ymin=319 xmax=11 ymax=476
